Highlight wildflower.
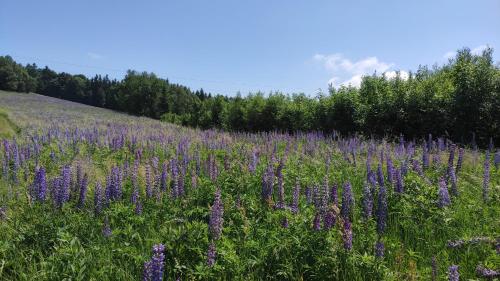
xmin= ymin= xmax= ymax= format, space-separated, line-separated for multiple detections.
xmin=330 ymin=182 xmax=338 ymax=207
xmin=476 ymin=266 xmax=500 ymax=278
xmin=431 ymin=256 xmax=438 ymax=281
xmin=448 ymin=265 xmax=459 ymax=281
xmin=312 ymin=212 xmax=321 ymax=231
xmin=275 ymin=161 xmax=285 ymax=209
xmin=206 ymin=241 xmax=216 ymax=267
xmin=160 ymin=162 xmax=168 ymax=192
xmin=376 ymin=184 xmax=387 ymax=235
xmin=323 ymin=210 xmax=335 ymax=229
xmin=395 ymin=168 xmax=404 ymax=193
xmin=375 ymin=240 xmax=384 ymax=258
xmin=78 ymin=173 xmax=88 ymax=208
xmin=341 ymin=181 xmax=354 ymax=220
xmin=438 ymin=177 xmax=451 ymax=208
xmin=377 ymin=163 xmax=384 ymax=187
xmin=0 ymin=206 xmax=6 ymax=220
xmin=343 ymin=219 xmax=353 ymax=251
xmin=144 ymin=244 xmax=166 ymax=281
xmin=209 ymin=188 xmax=224 ymax=240
xmin=281 ymin=217 xmax=289 ymax=228
xmin=34 ymin=167 xmax=47 ymax=202
xmin=362 ymin=183 xmax=373 ymax=220
xmin=449 ymin=167 xmax=458 ymax=197
xmin=483 ymin=151 xmax=490 ymax=202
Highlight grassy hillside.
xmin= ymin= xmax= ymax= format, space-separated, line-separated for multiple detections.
xmin=0 ymin=90 xmax=499 ymax=280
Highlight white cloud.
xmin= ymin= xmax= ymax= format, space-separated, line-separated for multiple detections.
xmin=471 ymin=45 xmax=488 ymax=55
xmin=384 ymin=70 xmax=409 ymax=80
xmin=314 ymin=53 xmax=398 ymax=88
xmin=443 ymin=51 xmax=455 ymax=60
xmin=87 ymin=52 xmax=104 ymax=60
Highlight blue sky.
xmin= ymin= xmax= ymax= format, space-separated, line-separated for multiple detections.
xmin=1 ymin=0 xmax=499 ymax=96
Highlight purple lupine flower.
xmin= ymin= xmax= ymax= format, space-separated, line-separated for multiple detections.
xmin=455 ymin=148 xmax=464 ymax=174
xmin=438 ymin=177 xmax=451 ymax=208
xmin=305 ymin=186 xmax=312 ymax=204
xmin=261 ymin=164 xmax=274 ymax=203
xmin=412 ymin=159 xmax=424 ymax=177
xmin=94 ymin=181 xmax=103 ymax=215
xmin=431 ymin=256 xmax=438 ymax=281
xmin=78 ymin=173 xmax=88 ymax=208
xmin=483 ymin=151 xmax=490 ymax=202
xmin=206 ymin=241 xmax=216 ymax=267
xmin=75 ymin=162 xmax=82 ymax=197
xmin=34 ymin=167 xmax=47 ymax=202
xmin=275 ymin=161 xmax=285 ymax=209
xmin=143 ymin=244 xmax=166 ymax=281
xmin=476 ymin=266 xmax=500 ymax=278
xmin=377 ymin=163 xmax=384 ymax=187
xmin=150 ymin=244 xmax=165 ymax=281
xmin=449 ymin=167 xmax=458 ymax=197
xmin=105 ymin=175 xmax=112 ymax=204
xmin=323 ymin=210 xmax=335 ymax=230
xmin=394 ymin=168 xmax=404 ymax=193
xmin=312 ymin=212 xmax=322 ymax=231
xmin=341 ymin=181 xmax=354 ymax=220
xmin=290 ymin=179 xmax=300 ymax=214
xmin=281 ymin=217 xmax=289 ymax=228
xmin=448 ymin=265 xmax=459 ymax=281
xmin=375 ymin=240 xmax=384 ymax=258
xmin=330 ymin=182 xmax=338 ymax=207
xmin=423 ymin=146 xmax=430 ymax=169
xmin=102 ymin=217 xmax=111 ymax=237
xmin=209 ymin=188 xmax=224 ymax=240
xmin=342 ymin=219 xmax=353 ymax=251
xmin=61 ymin=165 xmax=71 ymax=203
xmin=376 ymin=184 xmax=387 ymax=235
xmin=362 ymin=183 xmax=373 ymax=220
xmin=432 ymin=153 xmax=442 ymax=167
xmin=160 ymin=162 xmax=168 ymax=192
xmin=135 ymin=200 xmax=143 ymax=215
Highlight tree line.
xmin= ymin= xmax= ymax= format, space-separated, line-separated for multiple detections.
xmin=0 ymin=47 xmax=498 ymax=146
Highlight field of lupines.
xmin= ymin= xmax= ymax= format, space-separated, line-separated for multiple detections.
xmin=0 ymin=90 xmax=499 ymax=280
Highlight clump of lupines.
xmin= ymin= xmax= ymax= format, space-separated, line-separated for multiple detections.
xmin=323 ymin=210 xmax=335 ymax=229
xmin=361 ymin=183 xmax=373 ymax=220
xmin=483 ymin=151 xmax=490 ymax=202
xmin=209 ymin=188 xmax=224 ymax=240
xmin=448 ymin=265 xmax=459 ymax=281
xmin=341 ymin=181 xmax=354 ymax=220
xmin=376 ymin=184 xmax=387 ymax=235
xmin=438 ymin=177 xmax=451 ymax=208
xmin=377 ymin=163 xmax=384 ymax=187
xmin=143 ymin=244 xmax=166 ymax=281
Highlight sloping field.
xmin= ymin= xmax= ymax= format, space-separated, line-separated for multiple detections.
xmin=0 ymin=90 xmax=499 ymax=280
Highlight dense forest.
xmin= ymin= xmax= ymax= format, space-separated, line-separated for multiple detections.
xmin=0 ymin=47 xmax=499 ymax=146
